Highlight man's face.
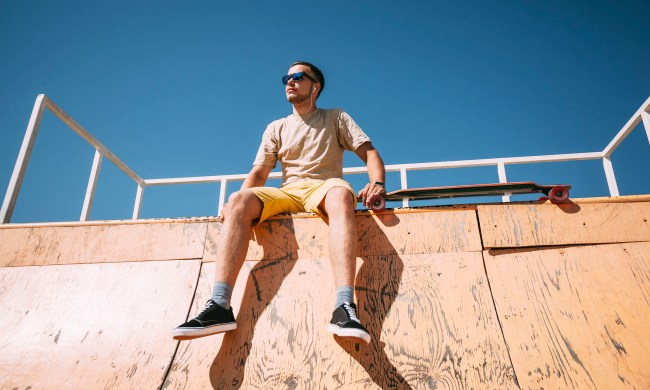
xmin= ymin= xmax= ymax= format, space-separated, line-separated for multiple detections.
xmin=285 ymin=64 xmax=318 ymax=104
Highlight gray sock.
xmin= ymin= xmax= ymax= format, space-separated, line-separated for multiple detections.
xmin=211 ymin=281 xmax=233 ymax=310
xmin=335 ymin=286 xmax=354 ymax=310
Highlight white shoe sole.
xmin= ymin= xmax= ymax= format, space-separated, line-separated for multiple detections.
xmin=172 ymin=322 xmax=237 ymax=340
xmin=327 ymin=324 xmax=371 ymax=344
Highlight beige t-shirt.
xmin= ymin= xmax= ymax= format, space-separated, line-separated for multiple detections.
xmin=253 ymin=108 xmax=371 ymax=186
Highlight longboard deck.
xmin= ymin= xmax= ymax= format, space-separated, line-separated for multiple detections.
xmin=361 ymin=182 xmax=571 ymax=210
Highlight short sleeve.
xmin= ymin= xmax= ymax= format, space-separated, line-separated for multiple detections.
xmin=253 ymin=124 xmax=279 ymax=167
xmin=337 ymin=110 xmax=371 ymax=151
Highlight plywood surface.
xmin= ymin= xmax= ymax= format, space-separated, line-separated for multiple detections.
xmin=204 ymin=209 xmax=482 ymax=263
xmin=164 ymin=253 xmax=516 ymax=389
xmin=478 ymin=202 xmax=650 ymax=249
xmin=0 ymin=221 xmax=208 ymax=266
xmin=0 ymin=260 xmax=201 ymax=389
xmin=485 ymin=242 xmax=650 ymax=389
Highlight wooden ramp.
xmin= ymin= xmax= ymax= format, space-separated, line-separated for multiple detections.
xmin=0 ymin=197 xmax=649 ymax=389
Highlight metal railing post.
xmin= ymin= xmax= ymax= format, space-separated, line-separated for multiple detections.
xmin=218 ymin=178 xmax=228 ymax=216
xmin=497 ymin=160 xmax=510 ymax=202
xmin=133 ymin=184 xmax=144 ymax=220
xmin=399 ymin=167 xmax=409 ymax=207
xmin=603 ymin=157 xmax=620 ymax=196
xmin=1 ymin=95 xmax=47 ymax=223
xmin=80 ymin=150 xmax=103 ymax=221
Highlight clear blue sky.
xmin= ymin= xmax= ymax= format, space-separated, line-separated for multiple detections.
xmin=2 ymin=0 xmax=649 ymax=223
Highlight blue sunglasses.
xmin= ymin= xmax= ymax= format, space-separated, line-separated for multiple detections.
xmin=282 ymin=72 xmax=317 ymax=85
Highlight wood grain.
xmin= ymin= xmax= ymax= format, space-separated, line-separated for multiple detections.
xmin=164 ymin=253 xmax=516 ymax=389
xmin=0 ymin=260 xmax=201 ymax=389
xmin=0 ymin=221 xmax=208 ymax=266
xmin=485 ymin=242 xmax=650 ymax=389
xmin=203 ymin=209 xmax=482 ymax=264
xmin=478 ymin=202 xmax=650 ymax=248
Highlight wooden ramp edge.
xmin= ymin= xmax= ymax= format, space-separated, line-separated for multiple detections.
xmin=0 ymin=195 xmax=649 ymax=389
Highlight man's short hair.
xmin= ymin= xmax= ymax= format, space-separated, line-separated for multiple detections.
xmin=291 ymin=61 xmax=325 ymax=98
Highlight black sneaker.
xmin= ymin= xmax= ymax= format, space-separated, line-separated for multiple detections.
xmin=327 ymin=302 xmax=371 ymax=344
xmin=172 ymin=300 xmax=237 ymax=340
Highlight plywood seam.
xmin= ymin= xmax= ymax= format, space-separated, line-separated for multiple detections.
xmin=0 ymin=218 xmax=218 ymax=229
xmin=197 ymin=248 xmax=487 ymax=264
xmin=160 ymin=260 xmax=205 ymax=388
xmin=485 ymin=239 xmax=650 ymax=254
xmin=372 ymin=194 xmax=650 ymax=212
xmin=199 ymin=222 xmax=211 ymax=263
xmin=2 ymin=195 xmax=648 ymax=230
xmin=479 ymin=250 xmax=521 ymax=389
xmin=562 ymin=195 xmax=650 ymax=204
xmin=2 ymin=257 xmax=205 ymax=268
xmin=161 ymin=340 xmax=181 ymax=389
xmin=474 ymin=209 xmax=487 ymax=252
xmin=1 ymin=258 xmax=205 ymax=269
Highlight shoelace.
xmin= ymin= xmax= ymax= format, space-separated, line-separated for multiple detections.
xmin=197 ymin=299 xmax=216 ymax=316
xmin=342 ymin=303 xmax=360 ymax=322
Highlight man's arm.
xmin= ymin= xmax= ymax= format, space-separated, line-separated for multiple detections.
xmin=241 ymin=164 xmax=273 ymax=190
xmin=220 ymin=164 xmax=272 ymax=219
xmin=355 ymin=142 xmax=387 ymax=206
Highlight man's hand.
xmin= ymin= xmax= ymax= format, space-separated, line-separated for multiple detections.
xmin=358 ymin=182 xmax=387 ymax=208
xmin=354 ymin=142 xmax=386 ymax=208
xmin=219 ymin=203 xmax=231 ymax=221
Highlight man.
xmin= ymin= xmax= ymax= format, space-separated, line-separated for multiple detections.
xmin=172 ymin=61 xmax=386 ymax=344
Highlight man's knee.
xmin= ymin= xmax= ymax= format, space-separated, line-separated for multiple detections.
xmin=324 ymin=187 xmax=355 ymax=214
xmin=225 ymin=190 xmax=263 ymax=219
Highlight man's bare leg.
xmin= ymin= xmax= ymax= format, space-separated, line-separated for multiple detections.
xmin=172 ymin=189 xmax=262 ymax=340
xmin=213 ymin=190 xmax=264 ymax=287
xmin=322 ymin=187 xmax=357 ymax=287
xmin=322 ymin=187 xmax=371 ymax=344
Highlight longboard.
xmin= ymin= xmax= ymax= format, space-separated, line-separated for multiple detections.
xmin=363 ymin=181 xmax=571 ymax=211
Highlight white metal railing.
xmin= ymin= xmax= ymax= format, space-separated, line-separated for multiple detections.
xmin=2 ymin=94 xmax=650 ymax=223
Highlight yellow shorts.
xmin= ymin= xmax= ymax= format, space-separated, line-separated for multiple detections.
xmin=249 ymin=178 xmax=357 ymax=224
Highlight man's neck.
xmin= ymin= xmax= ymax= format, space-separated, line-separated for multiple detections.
xmin=292 ymin=99 xmax=318 ymax=116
